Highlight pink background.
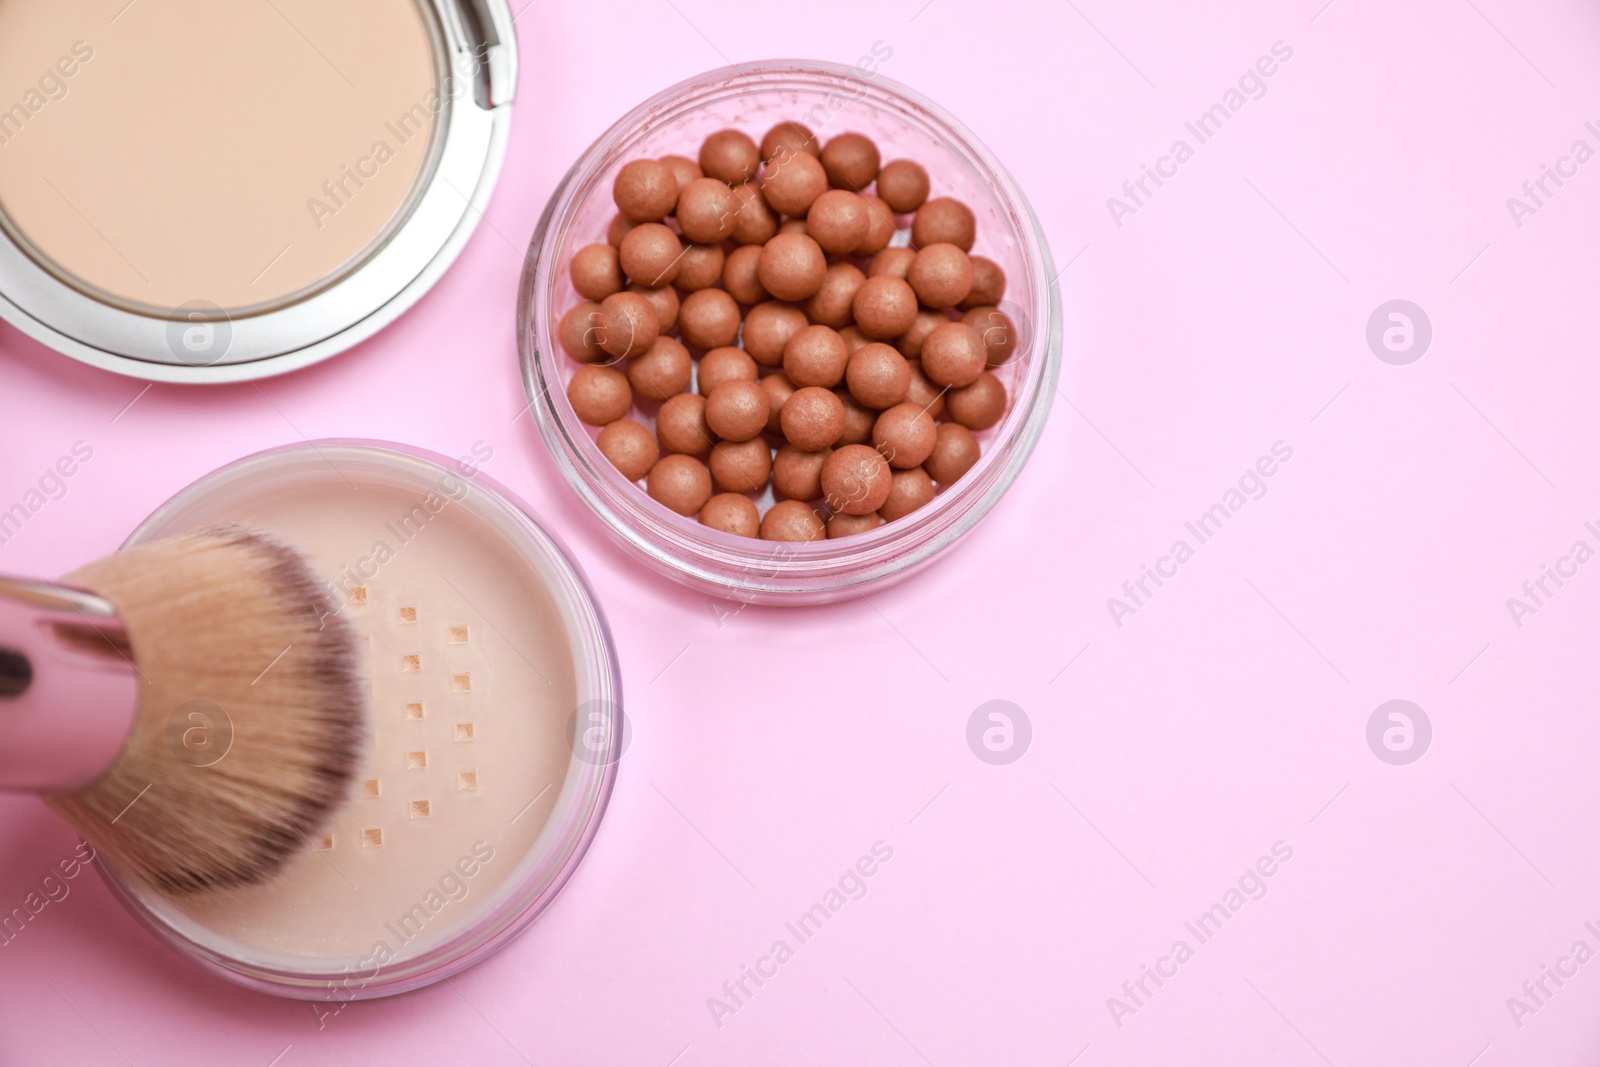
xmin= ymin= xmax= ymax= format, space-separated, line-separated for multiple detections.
xmin=5 ymin=0 xmax=1600 ymax=1063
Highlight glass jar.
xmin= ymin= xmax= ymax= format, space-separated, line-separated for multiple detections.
xmin=519 ymin=60 xmax=1062 ymax=605
xmin=96 ymin=441 xmax=621 ymax=1000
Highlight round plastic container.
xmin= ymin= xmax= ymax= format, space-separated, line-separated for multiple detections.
xmin=95 ymin=441 xmax=621 ymax=999
xmin=519 ymin=60 xmax=1062 ymax=605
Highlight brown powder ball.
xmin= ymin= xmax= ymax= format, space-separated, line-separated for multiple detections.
xmin=925 ymin=422 xmax=981 ymax=484
xmin=597 ymin=291 xmax=659 ymax=358
xmin=627 ymin=283 xmax=679 ymax=332
xmin=700 ymin=493 xmax=760 ymax=538
xmin=827 ymin=511 xmax=882 ymax=538
xmin=780 ymin=386 xmax=846 ymax=451
xmin=806 ymin=190 xmax=870 ymax=255
xmin=761 ymin=121 xmax=820 ymax=162
xmin=619 ymin=223 xmax=683 ymax=287
xmin=912 ymin=197 xmax=977 ymax=251
xmin=875 ymin=159 xmax=930 ymax=214
xmin=613 ymin=158 xmax=680 ymax=222
xmin=783 ymin=324 xmax=850 ymax=388
xmin=760 ymin=150 xmax=829 ymax=216
xmin=907 ymin=243 xmax=974 ymax=309
xmin=895 ymin=310 xmax=946 ymax=359
xmin=961 ymin=306 xmax=1018 ymax=365
xmin=947 ymin=371 xmax=1006 ymax=431
xmin=704 ymin=380 xmax=770 ymax=442
xmin=904 ymin=359 xmax=947 ymax=418
xmin=660 ymin=154 xmax=703 ymax=192
xmin=597 ymin=418 xmax=659 ymax=481
xmin=679 ymin=289 xmax=742 ymax=350
xmin=856 ymin=195 xmax=897 ymax=255
xmin=846 ymin=343 xmax=911 ymax=409
xmin=696 ymin=346 xmax=758 ymax=395
xmin=729 ymin=182 xmax=779 ymax=245
xmin=647 ymin=454 xmax=713 ymax=516
xmin=760 ymin=372 xmax=796 ymax=434
xmin=710 ymin=437 xmax=773 ymax=493
xmin=803 ymin=263 xmax=865 ymax=329
xmin=872 ymin=402 xmax=937 ymax=469
xmin=759 ymin=500 xmax=825 ymax=542
xmin=743 ymin=302 xmax=808 ymax=367
xmin=839 ymin=325 xmax=871 ymax=355
xmin=820 ymin=132 xmax=881 ymax=189
xmin=607 ymin=213 xmax=637 ymax=248
xmin=626 ymin=336 xmax=692 ymax=401
xmin=773 ymin=444 xmax=832 ymax=500
xmin=757 ymin=233 xmax=827 ymax=301
xmin=821 ymin=444 xmax=892 ymax=515
xmin=868 ymin=247 xmax=915 ymax=279
xmin=559 ymin=302 xmax=606 ymax=363
xmin=699 ymin=128 xmax=761 ymax=184
xmin=568 ymin=365 xmax=633 ymax=426
xmin=571 ymin=243 xmax=624 ymax=301
xmin=878 ymin=466 xmax=936 ymax=522
xmin=920 ymin=322 xmax=987 ymax=387
xmin=584 ymin=131 xmax=1008 ymax=530
xmin=657 ymin=393 xmax=713 ymax=455
xmin=961 ymin=257 xmax=1007 ymax=309
xmin=852 ymin=275 xmax=918 ymax=340
xmin=674 ymin=243 xmax=725 ymax=291
xmin=835 ymin=388 xmax=877 ymax=446
xmin=677 ymin=177 xmax=739 ymax=244
xmin=722 ymin=245 xmax=769 ymax=305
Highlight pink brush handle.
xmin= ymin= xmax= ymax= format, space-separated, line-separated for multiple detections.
xmin=0 ymin=577 xmax=139 ymax=794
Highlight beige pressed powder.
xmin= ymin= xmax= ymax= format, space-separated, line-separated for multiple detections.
xmin=0 ymin=0 xmax=516 ymax=379
xmin=0 ymin=0 xmax=440 ymax=313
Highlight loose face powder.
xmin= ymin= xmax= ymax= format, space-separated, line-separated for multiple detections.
xmin=105 ymin=445 xmax=617 ymax=996
xmin=0 ymin=0 xmax=441 ymax=314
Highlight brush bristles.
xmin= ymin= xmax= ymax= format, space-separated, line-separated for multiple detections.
xmin=43 ymin=525 xmax=367 ymax=894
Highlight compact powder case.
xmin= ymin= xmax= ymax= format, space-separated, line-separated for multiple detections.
xmin=0 ymin=0 xmax=516 ymax=382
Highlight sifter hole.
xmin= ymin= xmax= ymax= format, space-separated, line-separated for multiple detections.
xmin=449 ymin=625 xmax=469 ymax=644
xmin=402 ymin=654 xmax=421 ymax=672
xmin=407 ymin=751 xmax=427 ymax=770
xmin=410 ymin=800 xmax=431 ymax=819
xmin=399 ymin=606 xmax=417 ymax=623
xmin=458 ymin=771 xmax=477 ymax=791
xmin=362 ymin=779 xmax=381 ymax=798
xmin=452 ymin=673 xmax=471 ymax=692
xmin=362 ymin=828 xmax=383 ymax=847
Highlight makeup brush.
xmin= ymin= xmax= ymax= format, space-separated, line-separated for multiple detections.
xmin=0 ymin=525 xmax=368 ymax=893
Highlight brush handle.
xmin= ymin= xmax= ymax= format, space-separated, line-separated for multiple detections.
xmin=0 ymin=577 xmax=139 ymax=793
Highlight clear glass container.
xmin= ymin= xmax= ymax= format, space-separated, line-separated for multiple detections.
xmin=518 ymin=60 xmax=1063 ymax=605
xmin=95 ymin=441 xmax=621 ymax=1000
